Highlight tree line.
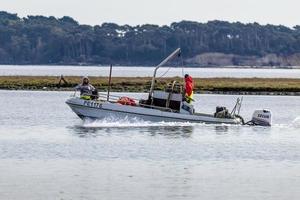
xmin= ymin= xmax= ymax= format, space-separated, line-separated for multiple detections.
xmin=1 ymin=11 xmax=300 ymax=65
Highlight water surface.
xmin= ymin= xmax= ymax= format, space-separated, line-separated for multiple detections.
xmin=0 ymin=90 xmax=300 ymax=200
xmin=1 ymin=65 xmax=300 ymax=78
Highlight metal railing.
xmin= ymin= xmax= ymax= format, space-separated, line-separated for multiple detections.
xmin=71 ymin=91 xmax=177 ymax=113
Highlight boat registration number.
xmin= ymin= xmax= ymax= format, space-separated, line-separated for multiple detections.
xmin=84 ymin=101 xmax=102 ymax=108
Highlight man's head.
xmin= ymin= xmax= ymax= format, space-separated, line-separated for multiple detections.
xmin=82 ymin=76 xmax=89 ymax=85
xmin=184 ymin=74 xmax=189 ymax=79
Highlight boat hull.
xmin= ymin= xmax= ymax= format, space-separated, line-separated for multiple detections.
xmin=66 ymin=97 xmax=242 ymax=125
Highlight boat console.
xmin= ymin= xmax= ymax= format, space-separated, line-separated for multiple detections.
xmin=142 ymin=80 xmax=194 ymax=114
xmin=152 ymin=90 xmax=182 ymax=111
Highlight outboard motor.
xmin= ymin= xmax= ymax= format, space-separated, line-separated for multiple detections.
xmin=250 ymin=109 xmax=272 ymax=126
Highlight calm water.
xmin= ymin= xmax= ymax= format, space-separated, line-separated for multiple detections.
xmin=1 ymin=65 xmax=300 ymax=78
xmin=0 ymin=90 xmax=300 ymax=200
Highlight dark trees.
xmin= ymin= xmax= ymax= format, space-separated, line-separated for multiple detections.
xmin=0 ymin=11 xmax=300 ymax=65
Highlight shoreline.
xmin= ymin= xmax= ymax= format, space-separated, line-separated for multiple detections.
xmin=1 ymin=64 xmax=300 ymax=69
xmin=1 ymin=76 xmax=300 ymax=96
xmin=2 ymin=89 xmax=299 ymax=96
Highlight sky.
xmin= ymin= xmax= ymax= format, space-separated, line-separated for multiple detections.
xmin=0 ymin=0 xmax=299 ymax=27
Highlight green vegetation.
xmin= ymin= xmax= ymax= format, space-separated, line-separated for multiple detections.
xmin=1 ymin=11 xmax=300 ymax=65
xmin=1 ymin=76 xmax=300 ymax=94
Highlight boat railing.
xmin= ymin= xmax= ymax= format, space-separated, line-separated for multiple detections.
xmin=98 ymin=92 xmax=143 ymax=102
xmin=102 ymin=93 xmax=176 ymax=112
xmin=71 ymin=91 xmax=177 ymax=113
xmin=70 ymin=91 xmax=108 ymax=101
xmin=71 ymin=91 xmax=138 ymax=102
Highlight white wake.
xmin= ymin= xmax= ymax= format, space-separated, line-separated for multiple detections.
xmin=82 ymin=116 xmax=198 ymax=128
xmin=291 ymin=116 xmax=300 ymax=128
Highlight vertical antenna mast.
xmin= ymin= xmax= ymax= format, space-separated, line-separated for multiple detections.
xmin=107 ymin=64 xmax=113 ymax=101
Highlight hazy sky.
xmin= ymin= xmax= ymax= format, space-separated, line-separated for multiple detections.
xmin=1 ymin=0 xmax=299 ymax=27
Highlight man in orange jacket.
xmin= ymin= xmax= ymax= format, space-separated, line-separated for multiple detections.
xmin=184 ymin=74 xmax=194 ymax=103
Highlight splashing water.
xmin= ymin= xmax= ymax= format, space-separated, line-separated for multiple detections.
xmin=82 ymin=116 xmax=199 ymax=128
xmin=81 ymin=116 xmax=244 ymax=128
xmin=291 ymin=117 xmax=300 ymax=128
xmin=274 ymin=116 xmax=300 ymax=129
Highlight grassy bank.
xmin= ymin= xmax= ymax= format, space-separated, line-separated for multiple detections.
xmin=0 ymin=76 xmax=300 ymax=95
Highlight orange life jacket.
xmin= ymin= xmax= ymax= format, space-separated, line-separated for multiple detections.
xmin=117 ymin=97 xmax=137 ymax=106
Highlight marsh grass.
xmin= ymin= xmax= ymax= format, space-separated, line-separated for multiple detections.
xmin=0 ymin=76 xmax=299 ymax=93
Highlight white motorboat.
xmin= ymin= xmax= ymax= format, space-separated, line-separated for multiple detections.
xmin=66 ymin=48 xmax=272 ymax=126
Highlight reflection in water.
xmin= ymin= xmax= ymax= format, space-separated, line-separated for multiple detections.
xmin=69 ymin=121 xmax=276 ymax=139
xmin=68 ymin=126 xmax=103 ymax=137
xmin=69 ymin=125 xmax=194 ymax=138
xmin=214 ymin=125 xmax=229 ymax=135
xmin=145 ymin=126 xmax=194 ymax=138
xmin=68 ymin=116 xmax=196 ymax=138
xmin=250 ymin=126 xmax=273 ymax=135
